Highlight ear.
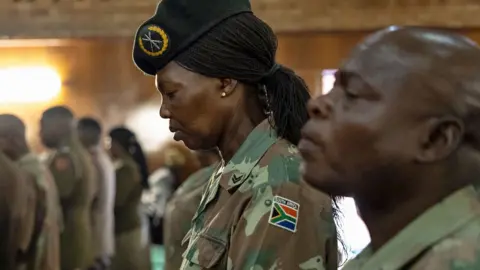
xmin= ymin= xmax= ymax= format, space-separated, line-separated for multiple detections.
xmin=219 ymin=78 xmax=238 ymax=97
xmin=416 ymin=117 xmax=464 ymax=162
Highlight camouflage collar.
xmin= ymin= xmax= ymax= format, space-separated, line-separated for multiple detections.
xmin=343 ymin=185 xmax=480 ymax=270
xmin=218 ymin=119 xmax=278 ymax=192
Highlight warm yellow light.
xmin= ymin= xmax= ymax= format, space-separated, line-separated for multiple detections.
xmin=0 ymin=66 xmax=61 ymax=104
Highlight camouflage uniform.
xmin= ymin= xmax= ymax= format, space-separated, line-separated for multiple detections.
xmin=180 ymin=120 xmax=338 ymax=270
xmin=343 ymin=185 xmax=480 ymax=270
xmin=164 ymin=165 xmax=216 ymax=270
xmin=18 ymin=152 xmax=61 ymax=270
xmin=47 ymin=138 xmax=96 ymax=270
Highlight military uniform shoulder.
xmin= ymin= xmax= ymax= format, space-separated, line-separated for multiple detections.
xmin=411 ymin=228 xmax=480 ymax=269
xmin=255 ymin=139 xmax=301 ymax=187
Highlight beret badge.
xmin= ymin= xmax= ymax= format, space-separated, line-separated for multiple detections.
xmin=137 ymin=25 xmax=169 ymax=57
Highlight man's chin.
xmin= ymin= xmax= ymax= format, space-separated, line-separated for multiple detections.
xmin=301 ymin=165 xmax=351 ymax=197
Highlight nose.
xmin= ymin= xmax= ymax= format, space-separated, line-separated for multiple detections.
xmin=159 ymin=104 xmax=171 ymax=119
xmin=307 ymin=95 xmax=333 ymax=119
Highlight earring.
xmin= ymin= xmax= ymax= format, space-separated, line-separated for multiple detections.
xmin=221 ymin=92 xmax=226 ymax=97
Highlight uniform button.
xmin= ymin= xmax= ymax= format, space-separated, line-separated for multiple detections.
xmin=265 ymin=199 xmax=272 ymax=206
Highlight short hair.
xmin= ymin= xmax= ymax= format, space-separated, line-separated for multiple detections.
xmin=42 ymin=105 xmax=74 ymax=119
xmin=77 ymin=117 xmax=102 ymax=134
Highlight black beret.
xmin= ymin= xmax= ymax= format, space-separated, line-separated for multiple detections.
xmin=133 ymin=0 xmax=252 ymax=76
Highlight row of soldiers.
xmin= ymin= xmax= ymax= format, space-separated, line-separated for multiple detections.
xmin=0 ymin=105 xmax=150 ymax=270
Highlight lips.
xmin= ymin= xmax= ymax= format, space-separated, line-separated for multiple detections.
xmin=298 ymin=123 xmax=325 ymax=160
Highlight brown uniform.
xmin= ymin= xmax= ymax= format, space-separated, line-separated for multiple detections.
xmin=47 ymin=138 xmax=96 ymax=270
xmin=111 ymin=154 xmax=151 ymax=270
xmin=163 ymin=165 xmax=215 ymax=270
xmin=17 ymin=152 xmax=61 ymax=270
xmin=0 ymin=152 xmax=44 ymax=270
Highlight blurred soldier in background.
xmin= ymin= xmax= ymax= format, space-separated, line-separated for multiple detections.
xmin=0 ymin=151 xmax=42 ymax=270
xmin=143 ymin=142 xmax=201 ymax=245
xmin=78 ymin=117 xmax=116 ymax=270
xmin=163 ymin=149 xmax=219 ymax=270
xmin=108 ymin=127 xmax=151 ymax=270
xmin=40 ymin=106 xmax=96 ymax=270
xmin=0 ymin=114 xmax=61 ymax=270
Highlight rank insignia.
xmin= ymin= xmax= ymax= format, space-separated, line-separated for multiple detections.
xmin=268 ymin=195 xmax=299 ymax=233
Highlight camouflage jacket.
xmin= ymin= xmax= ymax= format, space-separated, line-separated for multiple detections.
xmin=180 ymin=120 xmax=338 ymax=270
xmin=343 ymin=185 xmax=480 ymax=270
xmin=164 ymin=165 xmax=216 ymax=270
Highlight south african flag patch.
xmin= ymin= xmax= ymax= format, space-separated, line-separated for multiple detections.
xmin=268 ymin=195 xmax=299 ymax=233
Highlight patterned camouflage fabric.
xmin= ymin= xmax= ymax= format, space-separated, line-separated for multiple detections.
xmin=164 ymin=165 xmax=216 ymax=270
xmin=343 ymin=185 xmax=480 ymax=270
xmin=47 ymin=137 xmax=96 ymax=270
xmin=180 ymin=120 xmax=338 ymax=270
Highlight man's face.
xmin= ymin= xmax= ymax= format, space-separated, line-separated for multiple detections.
xmin=299 ymin=55 xmax=424 ymax=197
xmin=40 ymin=117 xmax=62 ymax=148
xmin=77 ymin=128 xmax=98 ymax=148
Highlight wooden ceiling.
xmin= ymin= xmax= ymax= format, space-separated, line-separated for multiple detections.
xmin=1 ymin=0 xmax=480 ymax=38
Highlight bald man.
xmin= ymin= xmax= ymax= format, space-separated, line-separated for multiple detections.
xmin=40 ymin=106 xmax=96 ymax=270
xmin=299 ymin=27 xmax=480 ymax=269
xmin=0 ymin=114 xmax=61 ymax=270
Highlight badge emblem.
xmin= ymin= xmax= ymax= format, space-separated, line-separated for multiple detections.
xmin=268 ymin=195 xmax=299 ymax=233
xmin=138 ymin=25 xmax=169 ymax=57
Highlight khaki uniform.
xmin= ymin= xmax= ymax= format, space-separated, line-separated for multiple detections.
xmin=164 ymin=165 xmax=216 ymax=270
xmin=0 ymin=152 xmax=44 ymax=270
xmin=111 ymin=155 xmax=151 ymax=270
xmin=47 ymin=138 xmax=96 ymax=270
xmin=88 ymin=147 xmax=116 ymax=262
xmin=343 ymin=185 xmax=480 ymax=270
xmin=18 ymin=152 xmax=61 ymax=270
xmin=180 ymin=120 xmax=338 ymax=270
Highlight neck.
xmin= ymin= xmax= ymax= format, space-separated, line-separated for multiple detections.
xmin=218 ymin=107 xmax=265 ymax=162
xmin=9 ymin=144 xmax=30 ymax=161
xmin=357 ymin=173 xmax=468 ymax=251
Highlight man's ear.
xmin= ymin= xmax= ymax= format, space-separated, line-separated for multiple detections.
xmin=416 ymin=116 xmax=464 ymax=162
xmin=219 ymin=78 xmax=238 ymax=97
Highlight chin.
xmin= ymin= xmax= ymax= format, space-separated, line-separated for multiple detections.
xmin=180 ymin=138 xmax=203 ymax=151
xmin=301 ymin=162 xmax=351 ymax=197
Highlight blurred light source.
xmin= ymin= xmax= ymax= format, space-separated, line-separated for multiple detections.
xmin=322 ymin=69 xmax=336 ymax=95
xmin=0 ymin=66 xmax=61 ymax=104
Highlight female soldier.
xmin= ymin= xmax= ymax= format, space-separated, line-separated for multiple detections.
xmin=132 ymin=0 xmax=341 ymax=269
xmin=108 ymin=127 xmax=151 ymax=270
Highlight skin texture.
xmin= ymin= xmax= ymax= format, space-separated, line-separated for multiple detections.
xmin=156 ymin=61 xmax=265 ymax=161
xmin=299 ymin=26 xmax=480 ymax=269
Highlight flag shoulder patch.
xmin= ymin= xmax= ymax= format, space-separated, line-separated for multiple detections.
xmin=268 ymin=195 xmax=299 ymax=233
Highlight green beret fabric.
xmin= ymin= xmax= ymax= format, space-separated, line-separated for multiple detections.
xmin=132 ymin=0 xmax=252 ymax=76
